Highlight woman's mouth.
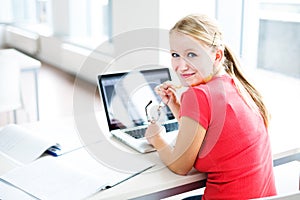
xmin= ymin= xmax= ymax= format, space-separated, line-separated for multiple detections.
xmin=181 ymin=73 xmax=195 ymax=79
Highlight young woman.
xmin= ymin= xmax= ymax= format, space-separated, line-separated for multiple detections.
xmin=145 ymin=14 xmax=277 ymax=199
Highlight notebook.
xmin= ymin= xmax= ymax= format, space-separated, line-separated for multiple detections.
xmin=97 ymin=68 xmax=179 ymax=153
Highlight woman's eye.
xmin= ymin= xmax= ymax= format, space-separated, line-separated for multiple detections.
xmin=171 ymin=53 xmax=180 ymax=58
xmin=187 ymin=52 xmax=197 ymax=57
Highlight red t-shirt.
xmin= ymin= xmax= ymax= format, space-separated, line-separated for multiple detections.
xmin=179 ymin=75 xmax=277 ymax=200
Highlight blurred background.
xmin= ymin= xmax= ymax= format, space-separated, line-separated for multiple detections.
xmin=0 ymin=0 xmax=299 ymax=157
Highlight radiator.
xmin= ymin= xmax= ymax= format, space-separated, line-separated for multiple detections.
xmin=4 ymin=26 xmax=39 ymax=55
xmin=61 ymin=43 xmax=113 ymax=84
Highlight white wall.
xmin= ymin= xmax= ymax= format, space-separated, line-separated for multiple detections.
xmin=109 ymin=0 xmax=160 ymax=72
xmin=112 ymin=0 xmax=160 ymax=36
xmin=216 ymin=0 xmax=243 ymax=56
xmin=51 ymin=0 xmax=70 ymax=36
xmin=241 ymin=0 xmax=260 ymax=70
xmin=159 ymin=0 xmax=216 ymax=30
xmin=216 ymin=0 xmax=260 ymax=70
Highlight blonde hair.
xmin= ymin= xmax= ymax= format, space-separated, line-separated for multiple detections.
xmin=171 ymin=14 xmax=270 ymax=127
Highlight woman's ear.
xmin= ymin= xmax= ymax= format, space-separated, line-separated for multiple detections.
xmin=213 ymin=49 xmax=223 ymax=68
xmin=215 ymin=49 xmax=223 ymax=62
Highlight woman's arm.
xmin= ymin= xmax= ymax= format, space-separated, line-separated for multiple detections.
xmin=146 ymin=116 xmax=206 ymax=175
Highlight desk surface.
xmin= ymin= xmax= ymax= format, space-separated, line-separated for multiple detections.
xmin=1 ymin=110 xmax=299 ymax=199
xmin=0 ymin=113 xmax=207 ymax=200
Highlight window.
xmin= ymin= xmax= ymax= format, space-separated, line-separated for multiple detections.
xmin=7 ymin=0 xmax=51 ymax=25
xmin=254 ymin=0 xmax=300 ymax=153
xmin=1 ymin=0 xmax=52 ymax=34
xmin=3 ymin=0 xmax=111 ymax=49
xmin=0 ymin=0 xmax=13 ymax=23
xmin=12 ymin=0 xmax=37 ymax=24
xmin=67 ymin=0 xmax=111 ymax=49
xmin=257 ymin=0 xmax=300 ymax=78
xmin=36 ymin=0 xmax=51 ymax=24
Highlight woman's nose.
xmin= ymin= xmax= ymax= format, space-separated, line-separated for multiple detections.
xmin=177 ymin=58 xmax=189 ymax=71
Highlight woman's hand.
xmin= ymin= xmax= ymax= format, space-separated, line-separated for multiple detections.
xmin=155 ymin=81 xmax=181 ymax=121
xmin=155 ymin=81 xmax=180 ymax=106
xmin=145 ymin=122 xmax=166 ymax=149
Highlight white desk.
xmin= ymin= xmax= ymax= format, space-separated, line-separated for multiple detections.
xmin=1 ymin=111 xmax=299 ymax=199
xmin=0 ymin=114 xmax=207 ymax=200
xmin=0 ymin=48 xmax=41 ymax=120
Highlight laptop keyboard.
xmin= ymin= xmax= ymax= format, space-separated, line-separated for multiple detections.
xmin=125 ymin=121 xmax=179 ymax=139
xmin=164 ymin=121 xmax=179 ymax=132
xmin=125 ymin=128 xmax=147 ymax=139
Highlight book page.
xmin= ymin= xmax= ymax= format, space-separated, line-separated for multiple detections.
xmin=0 ymin=148 xmax=154 ymax=200
xmin=0 ymin=124 xmax=58 ymax=164
xmin=0 ymin=156 xmax=107 ymax=200
xmin=0 ymin=151 xmax=22 ymax=175
xmin=0 ymin=179 xmax=36 ymax=200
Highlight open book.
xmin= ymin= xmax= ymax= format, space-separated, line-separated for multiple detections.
xmin=0 ymin=124 xmax=61 ymax=165
xmin=0 ymin=147 xmax=154 ymax=200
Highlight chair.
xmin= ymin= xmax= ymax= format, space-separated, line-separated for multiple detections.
xmin=253 ymin=192 xmax=300 ymax=200
xmin=0 ymin=57 xmax=23 ymax=123
xmin=252 ymin=148 xmax=300 ymax=200
xmin=273 ymin=149 xmax=300 ymax=196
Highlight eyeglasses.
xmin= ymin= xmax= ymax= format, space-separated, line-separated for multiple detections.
xmin=145 ymin=100 xmax=153 ymax=122
xmin=145 ymin=100 xmax=166 ymax=123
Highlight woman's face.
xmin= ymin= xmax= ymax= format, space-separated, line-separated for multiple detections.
xmin=169 ymin=31 xmax=215 ymax=86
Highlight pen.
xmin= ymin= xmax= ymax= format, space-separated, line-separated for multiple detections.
xmin=46 ymin=146 xmax=61 ymax=156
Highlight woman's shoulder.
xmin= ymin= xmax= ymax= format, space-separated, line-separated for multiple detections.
xmin=182 ymin=85 xmax=210 ymax=102
xmin=206 ymin=74 xmax=234 ymax=92
xmin=183 ymin=75 xmax=232 ymax=99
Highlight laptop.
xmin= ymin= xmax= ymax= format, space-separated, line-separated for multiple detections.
xmin=97 ymin=68 xmax=179 ymax=153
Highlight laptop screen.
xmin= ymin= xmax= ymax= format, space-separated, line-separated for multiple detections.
xmin=98 ymin=68 xmax=174 ymax=131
